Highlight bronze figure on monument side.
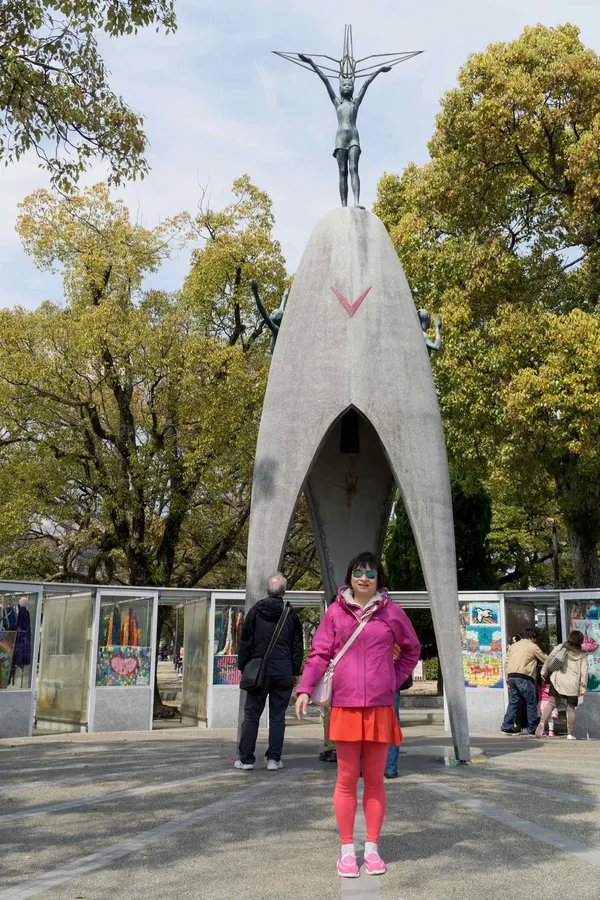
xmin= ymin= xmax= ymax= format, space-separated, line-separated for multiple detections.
xmin=250 ymin=279 xmax=288 ymax=354
xmin=418 ymin=309 xmax=443 ymax=354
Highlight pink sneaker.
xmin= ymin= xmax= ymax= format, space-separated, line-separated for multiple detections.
xmin=364 ymin=852 xmax=387 ymax=875
xmin=337 ymin=855 xmax=359 ymax=878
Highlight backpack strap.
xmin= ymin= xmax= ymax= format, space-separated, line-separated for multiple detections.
xmin=330 ymin=610 xmax=375 ymax=669
xmin=262 ymin=602 xmax=291 ymax=662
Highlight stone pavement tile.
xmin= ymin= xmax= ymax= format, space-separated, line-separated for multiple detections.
xmin=35 ymin=769 xmax=340 ymax=900
xmin=380 ymin=776 xmax=600 ymax=900
xmin=1 ymin=773 xmax=247 ymax=891
xmin=481 ymin=763 xmax=600 ymax=796
xmin=0 ymin=768 xmax=235 ymax=822
xmin=7 ymin=890 xmax=41 ymax=899
xmin=0 ymin=747 xmax=219 ymax=781
xmin=0 ymin=759 xmax=214 ymax=797
xmin=2 ymin=772 xmax=310 ymax=898
xmin=6 ymin=729 xmax=600 ymax=900
xmin=455 ymin=768 xmax=600 ymax=804
xmin=430 ymin=769 xmax=600 ymax=848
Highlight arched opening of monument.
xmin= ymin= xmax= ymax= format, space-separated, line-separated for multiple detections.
xmin=280 ymin=494 xmax=321 ymax=590
xmin=303 ymin=406 xmax=396 ymax=599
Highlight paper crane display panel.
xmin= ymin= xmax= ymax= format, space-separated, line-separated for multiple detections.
xmin=213 ymin=605 xmax=245 ymax=685
xmin=568 ymin=599 xmax=600 ymax=692
xmin=460 ymin=602 xmax=504 ymax=689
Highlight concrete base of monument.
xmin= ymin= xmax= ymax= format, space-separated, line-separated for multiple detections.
xmin=245 ymin=206 xmax=471 ymax=759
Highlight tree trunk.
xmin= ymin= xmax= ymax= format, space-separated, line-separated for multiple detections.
xmin=555 ymin=459 xmax=600 ymax=588
xmin=566 ymin=521 xmax=600 ymax=588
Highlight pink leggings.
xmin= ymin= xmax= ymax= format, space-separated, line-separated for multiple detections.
xmin=334 ymin=741 xmax=389 ymax=843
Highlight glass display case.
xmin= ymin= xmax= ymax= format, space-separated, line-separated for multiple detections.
xmin=96 ymin=594 xmax=153 ymax=687
xmin=0 ymin=591 xmax=38 ymax=691
xmin=180 ymin=597 xmax=209 ymax=725
xmin=213 ymin=603 xmax=245 ymax=685
xmin=36 ymin=591 xmax=94 ymax=727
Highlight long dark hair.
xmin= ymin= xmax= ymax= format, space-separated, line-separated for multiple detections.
xmin=345 ymin=551 xmax=388 ymax=591
xmin=568 ymin=630 xmax=583 ymax=649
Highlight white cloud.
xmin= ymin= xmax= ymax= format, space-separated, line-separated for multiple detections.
xmin=2 ymin=0 xmax=600 ymax=307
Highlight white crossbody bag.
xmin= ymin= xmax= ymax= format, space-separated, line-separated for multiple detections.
xmin=310 ymin=612 xmax=374 ymax=707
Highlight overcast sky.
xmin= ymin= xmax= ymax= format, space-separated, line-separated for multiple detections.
xmin=2 ymin=0 xmax=600 ymax=309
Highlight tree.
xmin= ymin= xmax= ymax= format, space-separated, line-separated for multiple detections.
xmin=0 ymin=181 xmax=280 ymax=587
xmin=0 ymin=1 xmax=176 ymax=188
xmin=385 ymin=475 xmax=496 ymax=683
xmin=184 ymin=175 xmax=289 ymax=350
xmin=0 ymin=177 xmax=325 ymax=595
xmin=375 ymin=24 xmax=600 ymax=586
xmin=386 ymin=475 xmax=496 ymax=593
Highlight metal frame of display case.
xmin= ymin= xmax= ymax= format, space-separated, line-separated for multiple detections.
xmin=0 ymin=580 xmax=43 ymax=738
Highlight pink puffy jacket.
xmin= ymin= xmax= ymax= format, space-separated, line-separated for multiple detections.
xmin=299 ymin=589 xmax=421 ymax=708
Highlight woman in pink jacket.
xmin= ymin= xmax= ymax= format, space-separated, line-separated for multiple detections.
xmin=295 ymin=551 xmax=421 ymax=879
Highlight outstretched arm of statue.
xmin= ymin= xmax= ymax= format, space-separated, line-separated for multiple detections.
xmin=298 ymin=54 xmax=339 ymax=106
xmin=250 ymin=279 xmax=278 ymax=337
xmin=355 ymin=65 xmax=392 ymax=107
xmin=278 ymin=287 xmax=290 ymax=316
xmin=433 ymin=314 xmax=443 ymax=350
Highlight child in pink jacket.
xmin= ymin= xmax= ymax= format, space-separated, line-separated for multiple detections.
xmin=296 ymin=552 xmax=420 ymax=879
xmin=537 ymin=680 xmax=558 ymax=735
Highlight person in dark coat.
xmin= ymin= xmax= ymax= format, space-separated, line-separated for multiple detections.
xmin=236 ymin=573 xmax=304 ymax=770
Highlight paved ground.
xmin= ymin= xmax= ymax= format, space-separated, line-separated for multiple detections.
xmin=2 ymin=716 xmax=600 ymax=900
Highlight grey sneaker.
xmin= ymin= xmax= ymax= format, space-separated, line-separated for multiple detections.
xmin=234 ymin=760 xmax=254 ymax=770
xmin=266 ymin=759 xmax=283 ymax=771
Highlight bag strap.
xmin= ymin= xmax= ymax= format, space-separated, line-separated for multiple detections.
xmin=330 ymin=611 xmax=375 ymax=669
xmin=262 ymin=602 xmax=291 ymax=663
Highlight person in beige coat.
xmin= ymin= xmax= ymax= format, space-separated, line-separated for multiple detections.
xmin=501 ymin=628 xmax=547 ymax=734
xmin=536 ymin=630 xmax=588 ymax=740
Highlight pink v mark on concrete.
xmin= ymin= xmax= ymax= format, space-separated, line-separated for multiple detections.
xmin=331 ymin=285 xmax=371 ymax=317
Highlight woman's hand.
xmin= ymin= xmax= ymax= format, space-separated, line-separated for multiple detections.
xmin=295 ymin=693 xmax=309 ymax=721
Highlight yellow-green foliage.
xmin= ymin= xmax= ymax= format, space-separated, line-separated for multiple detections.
xmin=375 ymin=24 xmax=600 ymax=585
xmin=1 ymin=1 xmax=176 ymax=188
xmin=0 ymin=178 xmax=284 ymax=585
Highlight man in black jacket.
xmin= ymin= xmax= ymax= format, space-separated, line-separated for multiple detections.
xmin=236 ymin=573 xmax=303 ymax=770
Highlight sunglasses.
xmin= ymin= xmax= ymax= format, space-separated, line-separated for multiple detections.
xmin=352 ymin=568 xmax=377 ymax=580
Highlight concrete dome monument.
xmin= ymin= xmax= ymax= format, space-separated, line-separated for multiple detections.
xmin=244 ymin=28 xmax=470 ymax=762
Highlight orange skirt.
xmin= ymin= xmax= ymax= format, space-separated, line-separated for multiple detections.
xmin=329 ymin=706 xmax=402 ymax=745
